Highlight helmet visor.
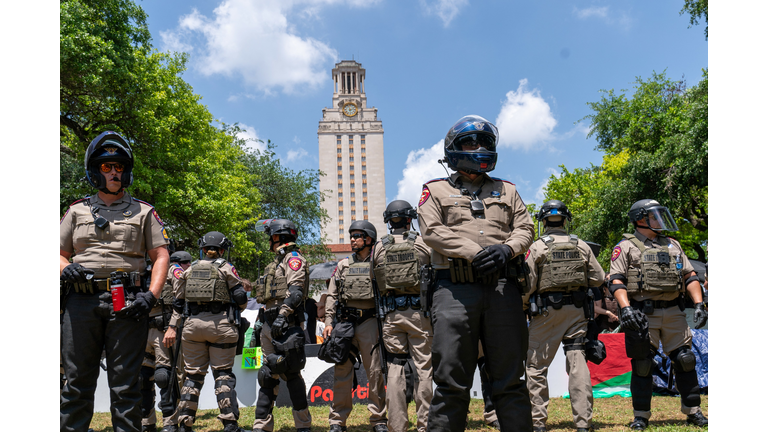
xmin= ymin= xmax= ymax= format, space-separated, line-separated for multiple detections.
xmin=453 ymin=133 xmax=496 ymax=152
xmin=645 ymin=207 xmax=679 ymax=232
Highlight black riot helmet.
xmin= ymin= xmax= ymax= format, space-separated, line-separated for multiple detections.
xmin=198 ymin=231 xmax=233 ymax=251
xmin=536 ymin=200 xmax=572 ymax=235
xmin=442 ymin=115 xmax=499 ymax=174
xmin=265 ymin=219 xmax=298 ymax=250
xmin=349 ymin=220 xmax=377 ymax=251
xmin=383 ymin=200 xmax=417 ymax=230
xmin=170 ymin=251 xmax=193 ymax=263
xmin=628 ymin=199 xmax=679 ymax=233
xmin=84 ymin=131 xmax=134 ymax=194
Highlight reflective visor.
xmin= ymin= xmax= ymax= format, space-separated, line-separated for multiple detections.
xmin=646 ymin=207 xmax=679 ymax=232
xmin=454 ymin=133 xmax=496 ymax=152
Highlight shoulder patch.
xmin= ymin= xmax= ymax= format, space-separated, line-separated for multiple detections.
xmin=611 ymin=246 xmax=622 ymax=261
xmin=173 ymin=267 xmax=184 ymax=280
xmin=162 ymin=227 xmax=169 ymax=239
xmin=152 ymin=209 xmax=165 ymax=226
xmin=231 ymin=266 xmax=240 ymax=279
xmin=418 ymin=186 xmax=431 ymax=207
xmin=525 ymin=249 xmax=531 ymax=261
xmin=288 ymin=257 xmax=303 ymax=271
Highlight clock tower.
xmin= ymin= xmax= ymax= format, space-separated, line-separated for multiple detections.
xmin=318 ymin=60 xmax=387 ymax=246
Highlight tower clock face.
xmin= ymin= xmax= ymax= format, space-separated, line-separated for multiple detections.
xmin=343 ymin=103 xmax=358 ymax=117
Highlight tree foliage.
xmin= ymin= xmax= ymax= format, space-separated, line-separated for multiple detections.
xmin=680 ymin=0 xmax=708 ymax=39
xmin=60 ymin=0 xmax=331 ymax=278
xmin=543 ymin=70 xmax=708 ymax=266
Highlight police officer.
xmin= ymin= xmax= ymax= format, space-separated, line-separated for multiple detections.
xmin=417 ymin=115 xmax=535 ymax=431
xmin=140 ymin=251 xmax=193 ymax=432
xmin=373 ymin=200 xmax=433 ymax=432
xmin=251 ymin=219 xmax=312 ymax=432
xmin=60 ymin=131 xmax=170 ymax=432
xmin=163 ymin=232 xmax=248 ymax=432
xmin=609 ymin=199 xmax=708 ymax=430
xmin=323 ymin=220 xmax=388 ymax=432
xmin=523 ymin=200 xmax=605 ymax=432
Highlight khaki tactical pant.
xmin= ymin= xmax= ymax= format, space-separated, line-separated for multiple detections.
xmin=329 ymin=316 xmax=387 ymax=427
xmin=252 ymin=321 xmax=312 ymax=431
xmin=526 ymin=304 xmax=593 ymax=429
xmin=382 ymin=308 xmax=433 ymax=432
xmin=177 ymin=310 xmax=240 ymax=426
xmin=142 ymin=326 xmax=179 ymax=427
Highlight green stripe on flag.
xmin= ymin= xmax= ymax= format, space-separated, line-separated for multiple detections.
xmin=563 ymin=372 xmax=632 ymax=399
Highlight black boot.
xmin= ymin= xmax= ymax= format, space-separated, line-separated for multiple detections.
xmin=686 ymin=412 xmax=708 ymax=427
xmin=160 ymin=426 xmax=178 ymax=432
xmin=222 ymin=420 xmax=243 ymax=432
xmin=630 ymin=417 xmax=648 ymax=430
xmin=143 ymin=425 xmax=158 ymax=432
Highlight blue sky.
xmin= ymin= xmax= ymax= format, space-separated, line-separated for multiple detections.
xmin=137 ymin=0 xmax=708 ymax=210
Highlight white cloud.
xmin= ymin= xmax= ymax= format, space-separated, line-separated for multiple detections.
xmin=535 ymin=167 xmax=561 ymax=202
xmin=287 ymin=148 xmax=309 ymax=161
xmin=160 ymin=0 xmax=380 ymax=94
xmin=495 ymin=79 xmax=557 ymax=151
xmin=574 ymin=6 xmax=608 ymax=19
xmin=420 ymin=0 xmax=469 ymax=27
xmin=236 ymin=123 xmax=267 ymax=152
xmin=395 ymin=140 xmax=450 ymax=206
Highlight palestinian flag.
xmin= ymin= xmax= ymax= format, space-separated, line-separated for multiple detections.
xmin=587 ymin=333 xmax=632 ymax=397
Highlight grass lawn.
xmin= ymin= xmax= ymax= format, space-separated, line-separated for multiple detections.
xmin=89 ymin=395 xmax=707 ymax=431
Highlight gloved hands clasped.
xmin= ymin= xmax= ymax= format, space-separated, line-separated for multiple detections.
xmin=620 ymin=306 xmax=648 ymax=332
xmin=472 ymin=244 xmax=513 ymax=277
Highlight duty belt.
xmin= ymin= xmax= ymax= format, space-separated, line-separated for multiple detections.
xmin=382 ymin=294 xmax=421 ymax=314
xmin=434 ymin=268 xmax=499 ymax=286
xmin=263 ymin=306 xmax=302 ymax=327
xmin=71 ymin=279 xmax=110 ymax=294
xmin=630 ymin=298 xmax=683 ymax=314
xmin=337 ymin=306 xmax=376 ymax=325
xmin=148 ymin=315 xmax=168 ymax=330
xmin=537 ymin=291 xmax=587 ymax=308
xmin=188 ymin=301 xmax=227 ymax=315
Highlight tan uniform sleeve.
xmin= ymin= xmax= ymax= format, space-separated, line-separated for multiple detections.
xmin=503 ymin=189 xmax=535 ymax=257
xmin=325 ymin=260 xmax=345 ymax=326
xmin=372 ymin=240 xmax=384 ymax=267
xmin=221 ymin=263 xmax=246 ymax=311
xmin=169 ymin=268 xmax=187 ymax=327
xmin=415 ymin=236 xmax=432 ymax=266
xmin=144 ymin=208 xmax=169 ymax=251
xmin=583 ymin=241 xmax=606 ymax=287
xmin=522 ymin=242 xmax=545 ymax=304
xmin=60 ymin=205 xmax=77 ymax=255
xmin=280 ymin=253 xmax=308 ymax=317
xmin=608 ymin=240 xmax=632 ymax=279
xmin=417 ymin=183 xmax=484 ymax=261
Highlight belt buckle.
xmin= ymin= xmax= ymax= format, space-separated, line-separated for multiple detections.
xmin=642 ymin=300 xmax=654 ymax=315
xmin=356 ymin=309 xmax=364 ymax=318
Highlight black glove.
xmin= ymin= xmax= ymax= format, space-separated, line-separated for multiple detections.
xmin=472 ymin=244 xmax=513 ymax=277
xmin=120 ymin=291 xmax=158 ymax=319
xmin=620 ymin=306 xmax=648 ymax=332
xmin=271 ymin=314 xmax=287 ymax=340
xmin=693 ymin=302 xmax=708 ymax=329
xmin=61 ymin=263 xmax=91 ymax=283
xmin=231 ymin=285 xmax=248 ymax=306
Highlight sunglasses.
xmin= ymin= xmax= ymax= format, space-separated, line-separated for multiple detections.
xmin=454 ymin=134 xmax=496 ymax=151
xmin=100 ymin=162 xmax=125 ymax=173
xmin=350 ymin=233 xmax=366 ymax=239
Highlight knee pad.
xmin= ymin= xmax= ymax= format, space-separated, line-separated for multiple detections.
xmin=670 ymin=346 xmax=697 ymax=373
xmin=631 ymin=358 xmax=655 ymax=377
xmin=562 ymin=337 xmax=586 ymax=353
xmin=258 ymin=366 xmax=280 ymax=389
xmin=155 ymin=366 xmax=171 ymax=389
xmin=286 ymin=375 xmax=309 ymax=411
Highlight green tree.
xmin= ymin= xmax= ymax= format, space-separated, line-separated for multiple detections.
xmin=544 ymin=70 xmax=708 ymax=265
xmin=60 ymin=0 xmax=331 ymax=272
xmin=681 ymin=0 xmax=708 ymax=39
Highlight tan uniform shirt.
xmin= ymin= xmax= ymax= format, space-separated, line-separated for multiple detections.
xmin=609 ymin=230 xmax=694 ymax=302
xmin=169 ymin=258 xmax=245 ymax=326
xmin=523 ymin=228 xmax=605 ymax=304
xmin=152 ymin=263 xmax=184 ymax=318
xmin=417 ymin=172 xmax=535 ymax=269
xmin=60 ymin=191 xmax=169 ymax=278
xmin=372 ymin=228 xmax=432 ymax=293
xmin=263 ymin=247 xmax=309 ymax=317
xmin=325 ymin=253 xmax=375 ymax=327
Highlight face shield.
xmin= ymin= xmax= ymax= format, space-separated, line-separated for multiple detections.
xmin=642 ymin=206 xmax=679 ymax=232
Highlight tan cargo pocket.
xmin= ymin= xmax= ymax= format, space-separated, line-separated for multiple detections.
xmin=442 ymin=197 xmax=472 ymax=226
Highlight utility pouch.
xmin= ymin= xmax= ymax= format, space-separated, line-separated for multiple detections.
xmin=395 ymin=296 xmax=408 ymax=311
xmin=624 ymin=327 xmax=651 ymax=359
xmin=419 ymin=265 xmax=435 ymax=317
xmin=547 ymin=292 xmax=564 ymax=310
xmin=678 ymin=295 xmax=685 ymax=312
xmin=410 ymin=295 xmax=421 ymax=310
xmin=449 ymin=258 xmax=473 ymax=284
xmin=506 ymin=255 xmax=531 ymax=293
xmin=641 ymin=300 xmax=655 ymax=315
xmin=572 ymin=290 xmax=586 ymax=308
